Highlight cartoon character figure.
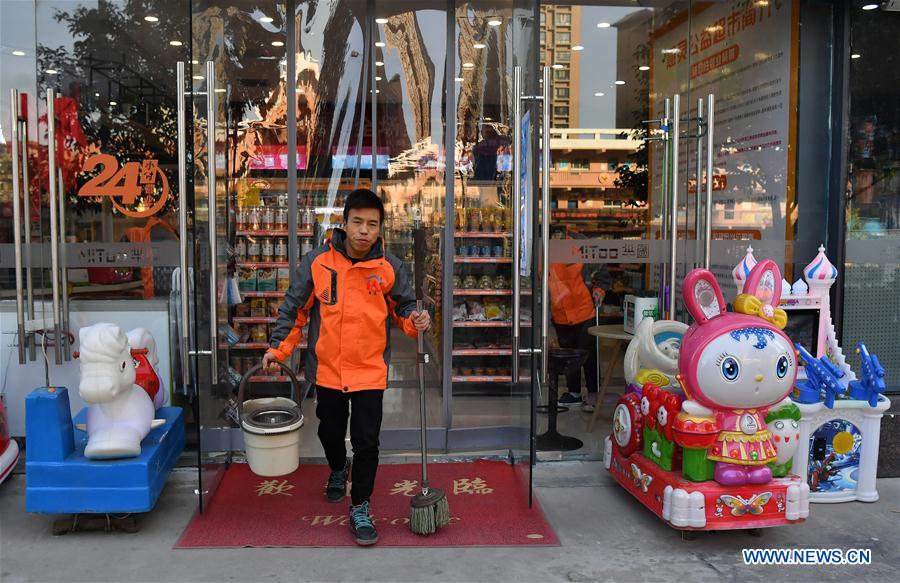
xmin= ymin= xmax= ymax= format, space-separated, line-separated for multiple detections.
xmin=677 ymin=261 xmax=798 ymax=486
xmin=714 ymin=500 xmax=725 ymax=518
xmin=775 ymin=493 xmax=785 ymax=513
xmin=641 ymin=384 xmax=678 ymax=470
xmin=765 ymin=403 xmax=802 ymax=477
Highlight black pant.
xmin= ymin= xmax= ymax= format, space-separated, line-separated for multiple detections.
xmin=316 ymin=386 xmax=384 ymax=505
xmin=552 ymin=319 xmax=599 ymax=394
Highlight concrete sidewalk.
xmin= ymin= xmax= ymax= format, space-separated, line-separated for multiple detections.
xmin=1 ymin=462 xmax=898 ymax=583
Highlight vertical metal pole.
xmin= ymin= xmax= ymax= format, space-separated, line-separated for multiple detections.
xmin=177 ymin=61 xmax=191 ymax=388
xmin=206 ymin=61 xmax=219 ymax=384
xmin=47 ymin=88 xmax=62 ymax=365
xmin=286 ymin=0 xmax=299 ymax=273
xmin=10 ymin=89 xmax=26 ymax=364
xmin=58 ymin=166 xmax=70 ymax=360
xmin=512 ymin=66 xmax=522 ymax=385
xmin=540 ymin=66 xmax=550 ymax=385
xmin=694 ymin=98 xmax=703 ymax=268
xmin=704 ymin=94 xmax=715 ymax=270
xmin=658 ymin=98 xmax=670 ymax=314
xmin=668 ymin=94 xmax=680 ymax=319
xmin=442 ymin=0 xmax=457 ymax=436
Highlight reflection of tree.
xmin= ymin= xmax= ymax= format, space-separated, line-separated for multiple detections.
xmin=614 ymin=41 xmax=650 ymax=206
xmin=36 ymin=1 xmax=281 ymax=215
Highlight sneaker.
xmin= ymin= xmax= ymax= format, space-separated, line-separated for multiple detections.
xmin=325 ymin=458 xmax=351 ymax=503
xmin=349 ymin=500 xmax=379 ymax=546
xmin=558 ymin=392 xmax=583 ymax=405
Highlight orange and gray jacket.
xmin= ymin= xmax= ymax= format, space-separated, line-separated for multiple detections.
xmin=266 ymin=230 xmax=418 ymax=392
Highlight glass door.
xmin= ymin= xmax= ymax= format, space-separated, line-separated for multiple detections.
xmin=538 ymin=1 xmax=704 ymax=457
xmin=190 ymin=1 xmax=292 ymax=509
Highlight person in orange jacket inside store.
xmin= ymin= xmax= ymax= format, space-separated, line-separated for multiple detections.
xmin=549 ymin=226 xmax=606 ymax=412
xmin=263 ymin=189 xmax=431 ymax=546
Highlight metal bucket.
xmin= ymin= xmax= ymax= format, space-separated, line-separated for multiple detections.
xmin=238 ymin=362 xmax=304 ymax=477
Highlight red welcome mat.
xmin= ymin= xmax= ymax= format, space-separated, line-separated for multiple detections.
xmin=176 ymin=461 xmax=559 ymax=548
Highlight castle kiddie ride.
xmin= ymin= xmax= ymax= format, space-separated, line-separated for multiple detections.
xmin=606 ymin=246 xmax=891 ymax=531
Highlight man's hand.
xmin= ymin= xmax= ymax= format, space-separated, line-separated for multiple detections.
xmin=410 ymin=310 xmax=431 ymax=332
xmin=262 ymin=351 xmax=281 ymax=372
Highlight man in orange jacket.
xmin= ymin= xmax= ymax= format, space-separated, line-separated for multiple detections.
xmin=263 ymin=189 xmax=430 ymax=546
xmin=549 ymin=227 xmax=604 ymax=411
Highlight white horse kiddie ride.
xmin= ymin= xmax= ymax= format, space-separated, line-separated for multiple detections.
xmin=77 ymin=323 xmax=165 ymax=459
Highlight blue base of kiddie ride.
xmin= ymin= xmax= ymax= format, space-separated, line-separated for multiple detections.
xmin=25 ymin=387 xmax=184 ymax=514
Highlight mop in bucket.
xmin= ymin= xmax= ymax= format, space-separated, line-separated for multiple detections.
xmin=238 ymin=361 xmax=307 ymax=477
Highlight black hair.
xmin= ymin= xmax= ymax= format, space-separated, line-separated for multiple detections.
xmin=343 ymin=188 xmax=384 ymax=224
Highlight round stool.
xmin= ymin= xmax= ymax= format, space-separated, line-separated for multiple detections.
xmin=536 ymin=347 xmax=587 ymax=452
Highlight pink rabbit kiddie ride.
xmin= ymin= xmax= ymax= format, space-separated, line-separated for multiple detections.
xmin=605 ymin=261 xmax=811 ymax=531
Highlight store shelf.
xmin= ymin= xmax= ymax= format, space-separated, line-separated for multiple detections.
xmin=454 ymin=257 xmax=512 ymax=264
xmin=236 ymin=229 xmax=313 ymax=237
xmin=452 ymin=321 xmax=532 ymax=328
xmin=452 ymin=348 xmax=512 ymax=356
xmin=242 ymin=291 xmax=286 ymax=298
xmin=220 ymin=341 xmax=307 ymax=350
xmin=233 ymin=317 xmax=277 ymax=324
xmin=453 ymin=231 xmax=511 ymax=238
xmin=453 ymin=289 xmax=531 ymax=296
xmin=452 ymin=375 xmax=531 ymax=383
xmin=236 ymin=261 xmax=290 ymax=269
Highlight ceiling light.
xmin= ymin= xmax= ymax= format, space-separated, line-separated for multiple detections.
xmin=144 ymin=16 xmax=159 ymax=22
xmin=375 ymin=76 xmax=382 ymax=81
xmin=191 ymin=60 xmax=199 ymax=65
xmin=193 ymin=75 xmax=204 ymax=80
xmin=474 ymin=43 xmax=486 ymax=49
xmin=615 ymin=80 xmax=625 ymax=85
xmin=552 ymin=64 xmax=564 ymax=69
xmin=109 ymin=101 xmax=118 ymax=106
xmin=851 ymin=53 xmax=861 ymax=59
xmin=572 ymin=45 xmax=584 ymax=51
xmin=271 ymin=40 xmax=284 ymax=47
xmin=862 ymin=3 xmax=879 ymax=10
xmin=375 ymin=41 xmax=385 ymax=47
xmin=594 ymin=92 xmax=604 ymax=97
xmin=260 ymin=16 xmax=274 ymax=23
xmin=755 ymin=0 xmax=770 ymax=5
xmin=45 ymin=69 xmax=58 ymax=75
xmin=488 ymin=19 xmax=502 ymax=27
xmin=94 ymin=92 xmax=100 ymax=97
xmin=639 ymin=65 xmax=650 ymax=71
xmin=214 ymin=88 xmax=227 ymax=93
xmin=12 ymin=50 xmax=26 ymax=56
xmin=296 ymin=88 xmax=304 ymax=93
xmin=455 ymin=77 xmax=464 ymax=82
xmin=375 ymin=61 xmax=384 ymax=66
xmin=661 ymin=47 xmax=680 ymax=54
xmin=597 ymin=22 xmax=611 ymax=28
xmin=705 ymin=25 xmax=723 ymax=33
xmin=375 ymin=17 xmax=389 ymax=24
xmin=169 ymin=40 xmax=183 ymax=46
xmin=463 ymin=62 xmax=474 ymax=68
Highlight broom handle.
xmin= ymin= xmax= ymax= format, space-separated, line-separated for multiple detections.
xmin=413 ymin=207 xmax=430 ymax=492
xmin=417 ymin=300 xmax=429 ymax=491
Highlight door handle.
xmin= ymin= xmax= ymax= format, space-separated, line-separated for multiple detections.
xmin=10 ymin=89 xmax=26 ymax=364
xmin=46 ymin=88 xmax=63 ymax=365
xmin=206 ymin=61 xmax=219 ymax=384
xmin=667 ymin=94 xmax=680 ymax=319
xmin=703 ymin=94 xmax=715 ymax=270
xmin=176 ymin=61 xmax=191 ymax=388
xmin=512 ymin=65 xmax=523 ymax=385
xmin=539 ymin=66 xmax=550 ymax=385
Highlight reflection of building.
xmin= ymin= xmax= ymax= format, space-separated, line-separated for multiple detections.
xmin=614 ymin=10 xmax=653 ymax=128
xmin=540 ymin=5 xmax=581 ymax=128
xmin=549 ymin=128 xmax=643 ymax=237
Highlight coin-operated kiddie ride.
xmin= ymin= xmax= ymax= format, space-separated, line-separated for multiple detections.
xmin=606 ymin=261 xmax=810 ymax=530
xmin=25 ymin=323 xmax=184 ymax=524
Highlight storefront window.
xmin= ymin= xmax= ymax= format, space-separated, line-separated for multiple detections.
xmin=842 ymin=7 xmax=900 ymax=390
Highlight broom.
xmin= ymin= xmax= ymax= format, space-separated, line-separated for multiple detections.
xmin=408 ymin=204 xmax=450 ymax=535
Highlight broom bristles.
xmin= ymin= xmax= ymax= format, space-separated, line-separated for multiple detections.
xmin=409 ymin=490 xmax=450 ymax=536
